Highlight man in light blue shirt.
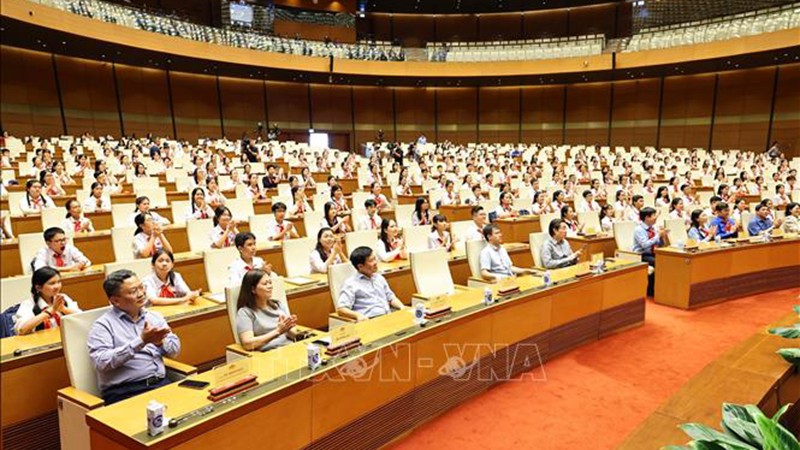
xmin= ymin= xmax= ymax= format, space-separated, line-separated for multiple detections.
xmin=632 ymin=207 xmax=667 ymax=297
xmin=479 ymin=224 xmax=536 ymax=281
xmin=337 ymin=246 xmax=406 ymax=321
xmin=747 ymin=201 xmax=783 ymax=236
xmin=87 ymin=269 xmax=180 ymax=405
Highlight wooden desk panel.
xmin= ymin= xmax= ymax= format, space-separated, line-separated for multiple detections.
xmin=396 ymin=194 xmax=419 ymax=205
xmin=439 ymin=204 xmax=473 ymax=223
xmin=495 ymin=217 xmax=541 ymax=243
xmin=567 ymin=235 xmax=617 ymax=262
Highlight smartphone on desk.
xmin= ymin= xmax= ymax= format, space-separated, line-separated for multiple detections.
xmin=178 ymin=379 xmax=210 ymax=390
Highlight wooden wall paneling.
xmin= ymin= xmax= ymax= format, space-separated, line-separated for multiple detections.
xmin=435 ymin=14 xmax=478 ymax=42
xmin=770 ymin=63 xmax=800 ymax=157
xmin=435 ymin=87 xmax=477 ymax=144
xmin=609 ymin=78 xmax=660 ymax=147
xmin=218 ymin=76 xmax=266 ymax=140
xmin=310 ymin=84 xmax=353 ymax=151
xmin=478 ymin=87 xmax=520 ymax=144
xmin=478 ymin=13 xmax=523 ymax=42
xmin=274 ymin=0 xmax=356 ymax=13
xmin=659 ymin=73 xmax=715 ymax=149
xmin=371 ymin=14 xmax=394 ymax=42
xmin=267 ymin=81 xmax=310 ymax=133
xmin=392 ymin=14 xmax=435 ymax=47
xmin=114 ymin=64 xmax=173 ymax=138
xmin=55 ymin=55 xmax=120 ymax=136
xmin=521 ymin=85 xmax=564 ymax=144
xmin=564 ymin=82 xmax=611 ymax=145
xmin=711 ymin=67 xmax=774 ymax=152
xmin=353 ymin=86 xmax=394 ymax=144
xmin=568 ymin=4 xmax=616 ymax=37
xmin=0 ymin=46 xmax=62 ymax=137
xmin=521 ymin=10 xmax=569 ymax=40
xmin=394 ymin=87 xmax=436 ymax=142
xmin=272 ymin=21 xmax=356 ymax=44
xmin=169 ymin=71 xmax=221 ymax=142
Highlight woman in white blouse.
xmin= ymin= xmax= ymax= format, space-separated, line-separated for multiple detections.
xmin=309 ymin=228 xmax=347 ymax=274
xmin=129 ymin=196 xmax=170 ymax=226
xmin=19 ymin=179 xmax=55 ymax=215
xmin=14 ymin=267 xmax=82 ymax=335
xmin=185 ymin=187 xmax=215 ymax=221
xmin=531 ymin=191 xmax=555 ymax=215
xmin=783 ymin=202 xmax=800 ymax=234
xmin=599 ymin=204 xmax=615 ymax=233
xmin=320 ymin=201 xmax=350 ymax=234
xmin=377 ymin=219 xmax=407 ymax=262
xmin=428 ymin=214 xmax=454 ymax=252
xmin=209 ymin=206 xmax=239 ymax=249
xmin=60 ymin=199 xmax=94 ymax=234
xmin=205 ymin=176 xmax=227 ymax=208
xmin=142 ymin=249 xmax=200 ymax=306
xmin=82 ymin=182 xmax=111 ymax=213
xmin=132 ymin=212 xmax=173 ymax=259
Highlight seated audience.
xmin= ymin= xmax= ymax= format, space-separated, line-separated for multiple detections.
xmin=377 ymin=219 xmax=407 ymax=262
xmin=130 ymin=196 xmax=170 ymax=226
xmin=748 ymin=201 xmax=783 ymax=236
xmin=687 ymin=210 xmax=715 ymax=242
xmin=228 ymin=232 xmax=270 ymax=286
xmin=14 ymin=267 xmax=82 ymax=335
xmin=210 ymin=206 xmax=239 ymax=249
xmin=632 ymin=207 xmax=668 ymax=296
xmin=428 ymin=214 xmax=454 ymax=251
xmin=321 ymin=201 xmax=350 ymax=234
xmin=540 ymin=219 xmax=581 ymax=269
xmin=19 ymin=179 xmax=55 ymax=215
xmin=82 ymin=182 xmax=111 ymax=213
xmin=494 ymin=192 xmax=519 ymax=219
xmin=267 ymin=202 xmax=299 ymax=241
xmin=61 ymin=199 xmax=94 ymax=234
xmin=479 ymin=224 xmax=536 ymax=280
xmin=235 ymin=269 xmax=299 ymax=352
xmin=310 ymin=227 xmax=347 ymax=274
xmin=463 ymin=206 xmax=488 ymax=242
xmin=709 ymin=202 xmax=740 ymax=239
xmin=32 ymin=227 xmax=91 ymax=272
xmin=411 ymin=197 xmax=431 ymax=226
xmin=337 ymin=246 xmax=405 ymax=321
xmin=783 ymin=202 xmax=800 ymax=233
xmin=142 ymin=249 xmax=200 ymax=306
xmin=88 ymin=269 xmax=179 ymax=404
xmin=185 ymin=187 xmax=215 ymax=221
xmin=359 ymin=199 xmax=382 ymax=231
xmin=133 ymin=212 xmax=173 ymax=258
xmin=599 ymin=204 xmax=615 ymax=232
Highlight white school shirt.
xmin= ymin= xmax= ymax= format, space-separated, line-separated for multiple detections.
xmin=132 ymin=232 xmax=163 ymax=258
xmin=359 ymin=213 xmax=382 ymax=231
xmin=227 ymin=256 xmax=265 ymax=288
xmin=31 ymin=245 xmax=91 ymax=271
xmin=209 ymin=225 xmax=236 ymax=249
xmin=60 ymin=216 xmax=94 ymax=234
xmin=142 ymin=271 xmax=191 ymax=300
xmin=309 ymin=249 xmax=342 ymax=274
xmin=578 ymin=200 xmax=601 ymax=213
xmin=129 ymin=211 xmax=169 ymax=227
xmin=13 ymin=294 xmax=82 ymax=334
xmin=266 ymin=220 xmax=293 ymax=241
xmin=428 ymin=230 xmax=452 ymax=250
xmin=19 ymin=194 xmax=55 ymax=215
xmin=185 ymin=204 xmax=214 ymax=221
xmin=82 ymin=195 xmax=111 ymax=213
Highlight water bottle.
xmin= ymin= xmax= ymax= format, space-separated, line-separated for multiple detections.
xmin=307 ymin=344 xmax=321 ymax=371
xmin=543 ymin=270 xmax=552 ymax=286
xmin=714 ymin=234 xmax=721 ymax=245
xmin=483 ymin=288 xmax=493 ymax=306
xmin=147 ymin=400 xmax=166 ymax=436
xmin=413 ymin=301 xmax=426 ymax=325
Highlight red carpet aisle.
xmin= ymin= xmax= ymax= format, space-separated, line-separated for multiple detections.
xmin=388 ymin=288 xmax=800 ymax=450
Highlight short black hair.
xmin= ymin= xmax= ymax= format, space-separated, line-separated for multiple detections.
xmin=271 ymin=202 xmax=287 ymax=213
xmin=349 ymin=246 xmax=373 ymax=268
xmin=234 ymin=232 xmax=256 ymax=249
xmin=482 ymin=223 xmax=498 ymax=240
xmin=364 ymin=199 xmax=376 ymax=208
xmin=639 ymin=207 xmax=657 ymax=222
xmin=43 ymin=227 xmax=65 ymax=242
xmin=103 ymin=269 xmax=136 ymax=298
xmin=471 ymin=205 xmax=484 ymax=216
xmin=715 ymin=201 xmax=729 ymax=213
xmin=710 ymin=196 xmax=722 ymax=203
xmin=582 ymin=190 xmax=592 ymax=199
xmin=632 ymin=194 xmax=643 ymax=204
xmin=548 ymin=218 xmax=564 ymax=237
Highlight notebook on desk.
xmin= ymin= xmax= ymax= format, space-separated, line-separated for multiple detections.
xmin=205 ymin=292 xmax=226 ymax=303
xmin=285 ymin=276 xmax=317 ymax=286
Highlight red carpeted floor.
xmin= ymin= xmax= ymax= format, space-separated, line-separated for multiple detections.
xmin=388 ymin=288 xmax=800 ymax=450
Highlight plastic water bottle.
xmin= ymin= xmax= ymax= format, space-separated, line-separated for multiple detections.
xmin=714 ymin=234 xmax=721 ymax=245
xmin=307 ymin=344 xmax=321 ymax=370
xmin=413 ymin=301 xmax=426 ymax=325
xmin=147 ymin=400 xmax=165 ymax=436
xmin=543 ymin=270 xmax=552 ymax=286
xmin=483 ymin=288 xmax=493 ymax=306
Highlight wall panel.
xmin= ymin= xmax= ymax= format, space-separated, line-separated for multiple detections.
xmin=267 ymin=81 xmax=310 ymax=132
xmin=565 ymin=83 xmax=611 ymax=145
xmin=273 ymin=21 xmax=356 ymax=43
xmin=392 ymin=14 xmax=435 ymax=47
xmin=170 ymin=71 xmax=221 ymax=141
xmin=659 ymin=73 xmax=715 ymax=149
xmin=115 ymin=64 xmax=173 ymax=138
xmin=479 ymin=87 xmax=520 ymax=143
xmin=394 ymin=87 xmax=435 ymax=142
xmin=478 ymin=13 xmax=522 ymax=42
xmin=219 ymin=76 xmax=266 ymax=140
xmin=436 ymin=88 xmax=477 ymax=144
xmin=436 ymin=15 xmax=478 ymax=42
xmin=0 ymin=46 xmax=62 ymax=137
xmin=522 ymin=10 xmax=569 ymax=40
xmin=610 ymin=78 xmax=660 ymax=147
xmin=353 ymin=86 xmax=394 ymax=144
xmin=310 ymin=84 xmax=353 ymax=150
xmin=711 ymin=66 xmax=774 ymax=152
xmin=55 ymin=55 xmax=119 ymax=136
xmin=521 ymin=85 xmax=564 ymax=144
xmin=771 ymin=63 xmax=800 ymax=157
xmin=568 ymin=4 xmax=616 ymax=37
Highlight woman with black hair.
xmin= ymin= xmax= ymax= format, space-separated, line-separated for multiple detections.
xmin=142 ymin=249 xmax=200 ymax=306
xmin=687 ymin=209 xmax=715 ymax=242
xmin=14 ymin=267 xmax=81 ymax=335
xmin=133 ymin=212 xmax=173 ymax=258
xmin=235 ymin=269 xmax=298 ymax=352
xmin=310 ymin=227 xmax=347 ymax=274
xmin=61 ymin=199 xmax=94 ymax=234
xmin=377 ymin=218 xmax=407 ymax=262
xmin=130 ymin=196 xmax=170 ymax=226
xmin=19 ymin=179 xmax=55 ymax=215
xmin=82 ymin=182 xmax=111 ymax=213
xmin=412 ymin=197 xmax=431 ymax=226
xmin=185 ymin=187 xmax=214 ymax=221
xmin=209 ymin=206 xmax=239 ymax=249
xmin=321 ymin=201 xmax=350 ymax=234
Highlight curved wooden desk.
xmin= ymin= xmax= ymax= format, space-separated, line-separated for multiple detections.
xmin=654 ymin=236 xmax=800 ymax=309
xmin=84 ymin=261 xmax=647 ymax=450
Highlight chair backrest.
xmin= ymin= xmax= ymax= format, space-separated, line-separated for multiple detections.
xmin=328 ymin=262 xmax=357 ymax=310
xmin=61 ymin=306 xmax=112 ymax=396
xmin=529 ymin=231 xmax=548 ymax=268
xmin=132 ymin=177 xmax=159 ymax=192
xmin=410 ymin=248 xmax=455 ymax=297
xmin=111 ymin=226 xmax=136 ymax=262
xmin=137 ymin=187 xmax=168 ymax=208
xmin=394 ymin=204 xmax=415 ymax=229
xmin=104 ymin=258 xmax=150 ymax=279
xmin=18 ymin=232 xmax=44 ymax=275
xmin=578 ymin=212 xmax=601 ymax=233
xmin=741 ymin=211 xmax=754 ymax=236
xmin=187 ymin=218 xmax=214 ymax=252
xmin=249 ymin=214 xmax=277 ymax=244
xmin=171 ymin=200 xmax=190 ymax=225
xmin=663 ymin=218 xmax=688 ymax=245
xmin=465 ymin=238 xmax=487 ymax=277
xmin=351 ymin=192 xmax=371 ymax=212
xmin=41 ymin=207 xmax=65 ymax=231
xmin=111 ymin=203 xmax=136 ymax=228
xmin=450 ymin=220 xmax=474 ymax=253
xmin=303 ymin=209 xmax=324 ymax=240
xmin=344 ymin=230 xmax=378 ymax=255
xmin=8 ymin=191 xmax=24 ymax=216
xmin=404 ymin=225 xmax=430 ymax=253
xmin=203 ymin=247 xmax=239 ymax=294
xmin=225 ymin=284 xmax=242 ymax=345
xmin=538 ymin=213 xmax=559 ymax=232
xmin=613 ymin=221 xmax=638 ymax=252
xmin=0 ymin=275 xmax=30 ymax=311
xmin=226 ymin=197 xmax=255 ymax=222
xmin=282 ymin=237 xmax=316 ymax=278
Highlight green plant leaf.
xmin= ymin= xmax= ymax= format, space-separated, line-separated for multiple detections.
xmin=693 ymin=441 xmax=728 ymax=450
xmin=722 ymin=403 xmax=764 ymax=447
xmin=769 ymin=325 xmax=800 ymax=339
xmin=777 ymin=348 xmax=800 ymax=366
xmin=662 ymin=446 xmax=695 ymax=450
xmin=756 ymin=411 xmax=800 ymax=450
xmin=679 ymin=424 xmax=758 ymax=449
xmin=793 ymin=305 xmax=800 ymax=315
xmin=772 ymin=403 xmax=792 ymax=423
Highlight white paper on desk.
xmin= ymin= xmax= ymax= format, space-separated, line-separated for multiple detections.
xmin=205 ymin=292 xmax=226 ymax=303
xmin=286 ymin=276 xmax=316 ymax=286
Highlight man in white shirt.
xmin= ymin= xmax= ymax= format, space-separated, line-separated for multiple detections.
xmin=463 ymin=206 xmax=488 ymax=242
xmin=337 ymin=246 xmax=405 ymax=321
xmin=358 ymin=199 xmax=382 ymax=231
xmin=578 ymin=190 xmax=601 ymax=213
xmin=626 ymin=195 xmax=645 ymax=222
xmin=267 ymin=202 xmax=299 ymax=241
xmin=227 ymin=232 xmax=271 ymax=287
xmin=479 ymin=224 xmax=536 ymax=281
xmin=32 ymin=227 xmax=91 ymax=272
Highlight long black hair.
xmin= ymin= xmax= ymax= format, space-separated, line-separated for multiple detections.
xmin=134 ymin=212 xmax=152 ymax=236
xmin=135 ymin=196 xmax=150 ymax=213
xmin=236 ymin=269 xmax=278 ymax=311
xmin=190 ymin=187 xmax=206 ymax=213
xmin=25 ymin=179 xmax=44 ymax=207
xmin=323 ymin=202 xmax=337 ymax=227
xmin=315 ymin=227 xmax=333 ymax=261
xmin=413 ymin=197 xmax=429 ymax=222
xmin=213 ymin=206 xmax=232 ymax=227
xmin=151 ymin=248 xmax=176 ymax=287
xmin=379 ymin=218 xmax=393 ymax=250
xmin=30 ymin=267 xmax=61 ymax=332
